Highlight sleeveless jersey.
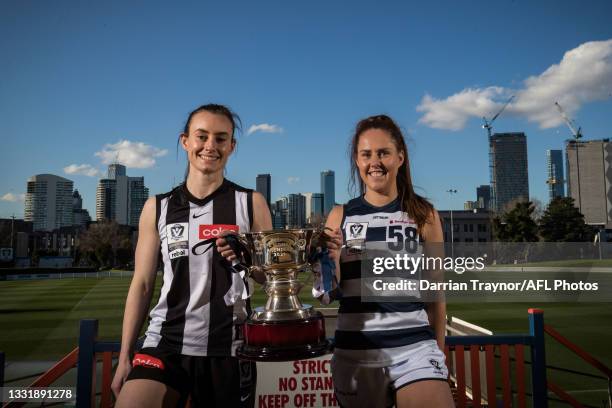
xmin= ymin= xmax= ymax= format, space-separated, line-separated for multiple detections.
xmin=335 ymin=196 xmax=435 ymax=367
xmin=143 ymin=179 xmax=253 ymax=356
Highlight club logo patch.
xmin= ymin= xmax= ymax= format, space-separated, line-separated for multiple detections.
xmin=167 ymin=223 xmax=188 ymax=244
xmin=346 ymin=222 xmax=368 ymax=240
xmin=166 ymin=222 xmax=189 ymax=259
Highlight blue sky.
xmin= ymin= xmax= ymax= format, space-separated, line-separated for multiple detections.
xmin=1 ymin=0 xmax=612 ymax=219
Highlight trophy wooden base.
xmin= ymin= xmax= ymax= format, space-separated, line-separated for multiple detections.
xmin=236 ymin=312 xmax=331 ymax=361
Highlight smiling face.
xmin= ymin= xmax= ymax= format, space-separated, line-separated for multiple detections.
xmin=355 ymin=128 xmax=405 ymax=195
xmin=181 ymin=111 xmax=235 ymax=175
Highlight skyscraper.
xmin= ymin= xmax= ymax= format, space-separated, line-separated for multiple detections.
xmin=272 ymin=197 xmax=288 ymax=229
xmin=301 ymin=192 xmax=324 ymax=223
xmin=108 ymin=163 xmax=126 ymax=179
xmin=311 ymin=193 xmax=324 ymax=222
xmin=489 ymin=133 xmax=529 ymax=213
xmin=476 ymin=185 xmax=491 ymax=210
xmin=287 ymin=194 xmax=306 ymax=228
xmin=321 ymin=170 xmax=335 ymax=216
xmin=546 ymin=150 xmax=565 ymax=201
xmin=566 ymin=139 xmax=612 ymax=226
xmin=256 ymin=174 xmax=271 ymax=207
xmin=96 ymin=164 xmax=149 ymax=226
xmin=72 ymin=190 xmax=91 ymax=228
xmin=24 ymin=174 xmax=74 ymax=231
xmin=96 ymin=179 xmax=117 ymax=221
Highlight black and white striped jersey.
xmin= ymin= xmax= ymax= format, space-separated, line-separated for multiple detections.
xmin=335 ymin=196 xmax=435 ymax=367
xmin=143 ymin=179 xmax=254 ymax=356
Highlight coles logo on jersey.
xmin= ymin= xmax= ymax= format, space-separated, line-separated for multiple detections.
xmin=199 ymin=224 xmax=239 ymax=239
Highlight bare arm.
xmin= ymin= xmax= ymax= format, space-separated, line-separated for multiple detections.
xmin=111 ymin=197 xmax=160 ymax=396
xmin=421 ymin=209 xmax=447 ymax=351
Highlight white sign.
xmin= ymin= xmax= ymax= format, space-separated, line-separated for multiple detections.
xmin=256 ymin=356 xmax=337 ymax=408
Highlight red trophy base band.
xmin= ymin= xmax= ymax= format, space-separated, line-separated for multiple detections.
xmin=237 ymin=312 xmax=331 ymax=361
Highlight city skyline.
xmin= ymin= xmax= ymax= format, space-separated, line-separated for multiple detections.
xmin=2 ymin=2 xmax=612 ymax=219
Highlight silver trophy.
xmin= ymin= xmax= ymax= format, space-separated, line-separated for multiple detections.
xmin=231 ymin=229 xmax=330 ymax=361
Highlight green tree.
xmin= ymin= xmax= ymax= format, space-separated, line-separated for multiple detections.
xmin=493 ymin=201 xmax=539 ymax=242
xmin=539 ymin=197 xmax=595 ymax=242
xmin=78 ymin=221 xmax=132 ymax=268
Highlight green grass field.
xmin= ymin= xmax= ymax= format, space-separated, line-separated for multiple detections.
xmin=0 ymin=275 xmax=610 ymax=406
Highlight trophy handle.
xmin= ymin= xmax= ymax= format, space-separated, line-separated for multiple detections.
xmin=224 ymin=234 xmax=255 ymax=274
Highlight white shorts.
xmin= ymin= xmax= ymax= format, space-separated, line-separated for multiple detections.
xmin=331 ymin=340 xmax=449 ymax=408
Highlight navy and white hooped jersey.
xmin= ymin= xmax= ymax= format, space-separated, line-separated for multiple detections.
xmin=335 ymin=196 xmax=435 ymax=367
xmin=143 ymin=179 xmax=253 ymax=356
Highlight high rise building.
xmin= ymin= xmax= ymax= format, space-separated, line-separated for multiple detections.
xmin=96 ymin=165 xmax=149 ymax=226
xmin=321 ymin=170 xmax=335 ymax=215
xmin=96 ymin=179 xmax=117 ymax=221
xmin=476 ymin=185 xmax=491 ymax=210
xmin=272 ymin=197 xmax=288 ymax=229
xmin=72 ymin=190 xmax=91 ymax=228
xmin=301 ymin=192 xmax=324 ymax=223
xmin=287 ymin=194 xmax=306 ymax=228
xmin=489 ymin=133 xmax=529 ymax=213
xmin=566 ymin=139 xmax=612 ymax=227
xmin=546 ymin=150 xmax=565 ymax=201
xmin=256 ymin=174 xmax=272 ymax=207
xmin=24 ymin=174 xmax=74 ymax=231
xmin=108 ymin=163 xmax=126 ymax=179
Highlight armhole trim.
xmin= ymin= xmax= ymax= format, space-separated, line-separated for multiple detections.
xmin=155 ymin=194 xmax=162 ymax=232
xmin=247 ymin=190 xmax=254 ymax=230
xmin=339 ymin=205 xmax=347 ymax=242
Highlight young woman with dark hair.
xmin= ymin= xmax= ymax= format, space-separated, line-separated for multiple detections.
xmin=111 ymin=104 xmax=272 ymax=408
xmin=323 ymin=115 xmax=454 ymax=407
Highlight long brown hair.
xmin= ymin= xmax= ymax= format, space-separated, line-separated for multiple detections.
xmin=349 ymin=114 xmax=434 ymax=230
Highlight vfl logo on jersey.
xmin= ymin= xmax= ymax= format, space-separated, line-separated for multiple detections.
xmin=346 ymin=222 xmax=368 ymax=240
xmin=167 ymin=223 xmax=188 ymax=244
xmin=199 ymin=224 xmax=239 ymax=239
xmin=167 ymin=222 xmax=189 ymax=259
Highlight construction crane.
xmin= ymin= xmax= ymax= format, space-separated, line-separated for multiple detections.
xmin=484 ymin=95 xmax=514 ymax=212
xmin=554 ymin=101 xmax=583 ymax=212
xmin=482 ymin=95 xmax=515 ymax=138
xmin=554 ymin=101 xmax=583 ymax=139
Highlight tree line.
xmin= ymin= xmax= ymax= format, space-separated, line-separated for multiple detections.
xmin=493 ymin=197 xmax=596 ymax=242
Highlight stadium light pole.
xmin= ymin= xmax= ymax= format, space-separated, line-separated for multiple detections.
xmin=447 ymin=189 xmax=458 ymax=258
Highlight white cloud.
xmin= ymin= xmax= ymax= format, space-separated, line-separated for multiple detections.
xmin=63 ymin=164 xmax=101 ymax=177
xmin=247 ymin=123 xmax=284 ymax=135
xmin=95 ymin=140 xmax=168 ymax=169
xmin=1 ymin=193 xmax=25 ymax=202
xmin=417 ymin=39 xmax=612 ymax=130
xmin=287 ymin=177 xmax=300 ymax=185
xmin=417 ymin=87 xmax=507 ymax=131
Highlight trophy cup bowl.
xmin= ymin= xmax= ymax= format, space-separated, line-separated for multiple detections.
xmin=234 ymin=228 xmax=331 ymax=361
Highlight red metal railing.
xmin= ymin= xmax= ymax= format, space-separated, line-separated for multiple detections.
xmin=3 ymin=309 xmax=610 ymax=408
xmin=544 ymin=323 xmax=612 ymax=408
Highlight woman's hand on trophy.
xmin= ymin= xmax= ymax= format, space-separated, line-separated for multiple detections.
xmin=216 ymin=231 xmax=238 ymax=262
